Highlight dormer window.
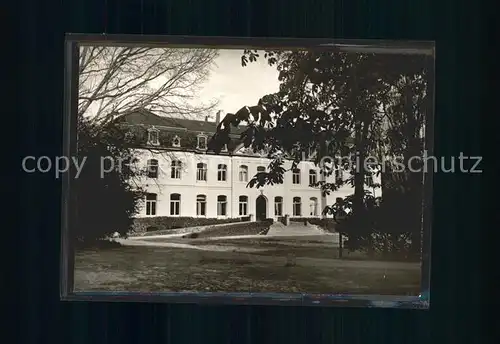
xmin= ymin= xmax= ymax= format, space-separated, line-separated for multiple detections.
xmin=197 ymin=134 xmax=207 ymax=150
xmin=124 ymin=131 xmax=135 ymax=141
xmin=172 ymin=135 xmax=181 ymax=147
xmin=147 ymin=127 xmax=160 ymax=146
xmin=307 ymin=147 xmax=316 ymax=159
xmin=335 ymin=168 xmax=343 ymax=183
xmin=257 ymin=148 xmax=268 ymax=157
xmin=365 ymin=174 xmax=374 ymax=187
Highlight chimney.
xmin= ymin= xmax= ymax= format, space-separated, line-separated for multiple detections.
xmin=205 ymin=116 xmax=208 ymax=122
xmin=215 ymin=110 xmax=223 ymax=125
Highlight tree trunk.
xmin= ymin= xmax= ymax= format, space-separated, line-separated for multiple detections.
xmin=353 ymin=119 xmax=365 ymax=214
xmin=338 ymin=232 xmax=343 ymax=258
xmin=353 ymin=116 xmax=372 ymax=245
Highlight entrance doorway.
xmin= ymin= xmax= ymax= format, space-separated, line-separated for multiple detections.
xmin=255 ymin=195 xmax=267 ymax=221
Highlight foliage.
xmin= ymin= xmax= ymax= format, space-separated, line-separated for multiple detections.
xmin=73 ymin=119 xmax=145 ymax=243
xmin=209 ymin=48 xmax=432 ymax=254
xmin=78 ymin=46 xmax=219 ymax=124
xmin=75 ymin=47 xmax=219 ymax=243
xmin=132 ymin=216 xmax=246 ymax=234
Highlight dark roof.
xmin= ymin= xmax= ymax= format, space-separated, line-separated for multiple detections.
xmin=114 ymin=108 xmax=245 ymax=135
xmin=113 ymin=108 xmax=355 ymax=147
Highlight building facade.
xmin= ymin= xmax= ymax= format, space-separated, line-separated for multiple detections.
xmin=115 ymin=109 xmax=381 ymax=220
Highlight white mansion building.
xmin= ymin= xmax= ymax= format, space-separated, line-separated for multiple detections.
xmin=115 ymin=109 xmax=381 ymax=221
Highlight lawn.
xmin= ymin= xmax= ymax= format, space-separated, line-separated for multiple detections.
xmin=140 ymin=236 xmax=419 ymax=262
xmin=74 ymin=243 xmax=421 ymax=295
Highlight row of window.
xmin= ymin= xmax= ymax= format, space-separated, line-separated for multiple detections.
xmin=145 ymin=130 xmax=374 ymax=185
xmin=144 ymin=160 xmax=357 ymax=185
xmin=145 ymin=193 xmax=320 ymax=217
xmin=145 ymin=128 xmax=228 ymax=151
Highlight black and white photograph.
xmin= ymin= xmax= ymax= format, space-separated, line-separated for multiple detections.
xmin=63 ymin=37 xmax=434 ymax=304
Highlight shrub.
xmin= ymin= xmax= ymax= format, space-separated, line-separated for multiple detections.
xmin=74 ymin=119 xmax=144 ymax=244
xmin=131 ymin=216 xmax=245 ymax=233
xmin=289 ymin=218 xmax=337 ymax=232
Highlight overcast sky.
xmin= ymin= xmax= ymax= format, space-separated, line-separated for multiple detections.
xmin=81 ymin=48 xmax=280 ymax=119
xmin=197 ymin=49 xmax=280 ymax=114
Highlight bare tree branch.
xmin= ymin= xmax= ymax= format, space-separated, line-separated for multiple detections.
xmin=78 ymin=46 xmax=219 ymax=124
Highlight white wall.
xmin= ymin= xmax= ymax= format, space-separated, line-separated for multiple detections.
xmin=131 ymin=149 xmax=381 ymax=219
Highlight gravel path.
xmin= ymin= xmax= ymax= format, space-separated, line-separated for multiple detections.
xmin=116 ymin=238 xmax=266 ymax=253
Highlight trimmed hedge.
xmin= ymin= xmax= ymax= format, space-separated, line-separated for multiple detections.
xmin=289 ymin=217 xmax=337 ymax=232
xmin=131 ymin=216 xmax=245 ymax=233
xmin=191 ymin=220 xmax=273 ymax=239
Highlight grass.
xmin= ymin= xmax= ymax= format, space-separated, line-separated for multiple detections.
xmin=74 ymin=244 xmax=421 ymax=295
xmin=141 ymin=237 xmax=418 ymax=262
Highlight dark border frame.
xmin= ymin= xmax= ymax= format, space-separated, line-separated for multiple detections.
xmin=60 ymin=38 xmax=80 ymax=298
xmin=60 ymin=34 xmax=435 ymax=309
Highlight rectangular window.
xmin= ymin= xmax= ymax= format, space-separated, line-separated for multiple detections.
xmin=309 ymin=170 xmax=317 ymax=186
xmin=170 ymin=193 xmax=181 ymax=215
xmin=196 ymin=195 xmax=206 ymax=216
xmin=309 ymin=197 xmax=318 ymax=216
xmin=239 ymin=196 xmax=248 ymax=216
xmin=171 ymin=161 xmax=181 ymax=179
xmin=274 ymin=197 xmax=283 ymax=216
xmin=239 ymin=165 xmax=248 ymax=182
xmin=147 ymin=159 xmax=159 ymax=178
xmin=218 ymin=164 xmax=227 ymax=181
xmin=335 ymin=168 xmax=343 ymax=183
xmin=147 ymin=129 xmax=159 ymax=145
xmin=197 ymin=163 xmax=207 ymax=181
xmin=145 ymin=193 xmax=157 ymax=216
xmin=365 ymin=174 xmax=374 ymax=187
xmin=292 ymin=169 xmax=301 ymax=184
xmin=217 ymin=195 xmax=227 ymax=216
xmin=197 ymin=136 xmax=207 ymax=149
xmin=293 ymin=197 xmax=301 ymax=216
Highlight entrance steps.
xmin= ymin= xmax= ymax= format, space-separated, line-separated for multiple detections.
xmin=266 ymin=221 xmax=329 ymax=237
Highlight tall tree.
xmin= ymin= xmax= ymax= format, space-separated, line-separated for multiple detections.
xmin=210 ymin=49 xmax=431 ymax=254
xmin=376 ymin=71 xmax=431 ymax=255
xmin=74 ymin=47 xmax=219 ymax=244
xmin=73 ymin=119 xmax=145 ymax=245
xmin=78 ymin=47 xmax=219 ymax=126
